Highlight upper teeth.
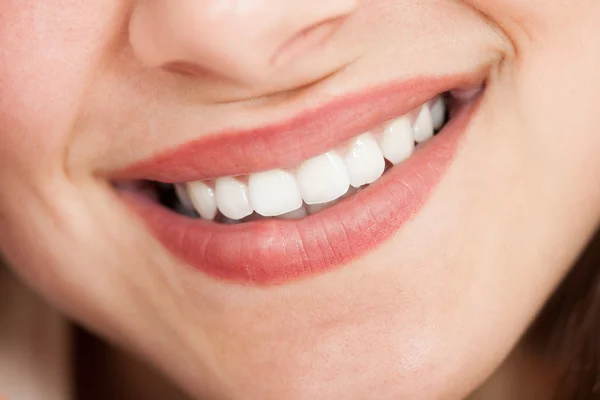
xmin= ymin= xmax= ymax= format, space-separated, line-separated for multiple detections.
xmin=250 ymin=169 xmax=303 ymax=217
xmin=177 ymin=98 xmax=446 ymax=222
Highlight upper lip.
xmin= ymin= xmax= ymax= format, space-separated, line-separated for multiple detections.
xmin=113 ymin=72 xmax=486 ymax=183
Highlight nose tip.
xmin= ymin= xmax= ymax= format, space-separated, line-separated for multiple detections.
xmin=129 ymin=0 xmax=358 ymax=84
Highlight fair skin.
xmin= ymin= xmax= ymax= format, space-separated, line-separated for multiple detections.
xmin=0 ymin=267 xmax=70 ymax=400
xmin=1 ymin=1 xmax=600 ymax=399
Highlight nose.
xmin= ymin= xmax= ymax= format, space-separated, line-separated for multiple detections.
xmin=129 ymin=0 xmax=358 ymax=84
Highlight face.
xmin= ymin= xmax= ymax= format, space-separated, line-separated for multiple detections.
xmin=1 ymin=0 xmax=600 ymax=398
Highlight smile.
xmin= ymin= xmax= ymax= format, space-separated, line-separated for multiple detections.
xmin=173 ymin=95 xmax=446 ymax=222
xmin=114 ymin=74 xmax=484 ymax=284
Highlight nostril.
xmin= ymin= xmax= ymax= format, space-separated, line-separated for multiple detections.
xmin=271 ymin=17 xmax=346 ymax=69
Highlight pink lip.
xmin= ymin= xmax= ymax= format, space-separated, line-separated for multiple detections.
xmin=117 ymin=76 xmax=481 ymax=285
xmin=115 ymin=74 xmax=483 ymax=182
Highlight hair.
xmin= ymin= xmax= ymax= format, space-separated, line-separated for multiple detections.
xmin=527 ymin=230 xmax=600 ymax=399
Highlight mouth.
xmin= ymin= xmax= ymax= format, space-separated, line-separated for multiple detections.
xmin=113 ymin=74 xmax=484 ymax=285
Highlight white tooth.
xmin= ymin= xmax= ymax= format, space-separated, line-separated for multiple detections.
xmin=278 ymin=206 xmax=308 ymax=220
xmin=297 ymin=151 xmax=350 ymax=205
xmin=175 ymin=184 xmax=195 ymax=211
xmin=431 ymin=97 xmax=446 ymax=131
xmin=215 ymin=177 xmax=253 ymax=220
xmin=305 ymin=185 xmax=356 ymax=215
xmin=380 ymin=116 xmax=415 ymax=165
xmin=249 ymin=169 xmax=302 ymax=217
xmin=413 ymin=104 xmax=434 ymax=143
xmin=344 ymin=133 xmax=385 ymax=188
xmin=187 ymin=181 xmax=218 ymax=220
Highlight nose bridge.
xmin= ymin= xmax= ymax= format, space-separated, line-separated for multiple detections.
xmin=129 ymin=0 xmax=358 ymax=83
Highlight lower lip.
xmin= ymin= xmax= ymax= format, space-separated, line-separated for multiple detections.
xmin=123 ymin=100 xmax=478 ymax=285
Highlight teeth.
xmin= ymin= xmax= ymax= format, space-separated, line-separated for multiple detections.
xmin=431 ymin=97 xmax=446 ymax=131
xmin=214 ymin=177 xmax=253 ymax=220
xmin=305 ymin=186 xmax=356 ymax=215
xmin=413 ymin=104 xmax=434 ymax=143
xmin=344 ymin=133 xmax=386 ymax=188
xmin=297 ymin=151 xmax=350 ymax=205
xmin=173 ymin=97 xmax=451 ymax=222
xmin=187 ymin=181 xmax=218 ymax=220
xmin=379 ymin=116 xmax=415 ymax=165
xmin=175 ymin=183 xmax=195 ymax=211
xmin=249 ymin=169 xmax=303 ymax=217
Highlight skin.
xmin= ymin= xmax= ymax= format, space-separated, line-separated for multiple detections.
xmin=0 ymin=267 xmax=70 ymax=400
xmin=1 ymin=0 xmax=599 ymax=398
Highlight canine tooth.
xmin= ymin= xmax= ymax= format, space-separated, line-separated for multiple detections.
xmin=187 ymin=181 xmax=218 ymax=220
xmin=413 ymin=104 xmax=434 ymax=143
xmin=344 ymin=133 xmax=385 ymax=188
xmin=297 ymin=151 xmax=350 ymax=205
xmin=431 ymin=97 xmax=446 ymax=131
xmin=215 ymin=177 xmax=253 ymax=220
xmin=380 ymin=116 xmax=415 ymax=165
xmin=249 ymin=169 xmax=303 ymax=217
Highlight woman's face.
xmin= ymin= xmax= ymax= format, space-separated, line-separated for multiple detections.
xmin=2 ymin=1 xmax=600 ymax=398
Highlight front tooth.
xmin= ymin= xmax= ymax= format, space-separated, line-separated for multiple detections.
xmin=297 ymin=151 xmax=350 ymax=205
xmin=413 ymin=104 xmax=434 ymax=143
xmin=344 ymin=133 xmax=385 ymax=188
xmin=187 ymin=181 xmax=218 ymax=220
xmin=431 ymin=97 xmax=446 ymax=131
xmin=215 ymin=177 xmax=253 ymax=220
xmin=249 ymin=169 xmax=303 ymax=217
xmin=380 ymin=116 xmax=415 ymax=165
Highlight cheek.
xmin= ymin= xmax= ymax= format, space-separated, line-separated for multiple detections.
xmin=464 ymin=0 xmax=600 ymax=192
xmin=0 ymin=1 xmax=128 ymax=302
xmin=466 ymin=0 xmax=593 ymax=47
xmin=0 ymin=1 xmax=126 ymax=175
